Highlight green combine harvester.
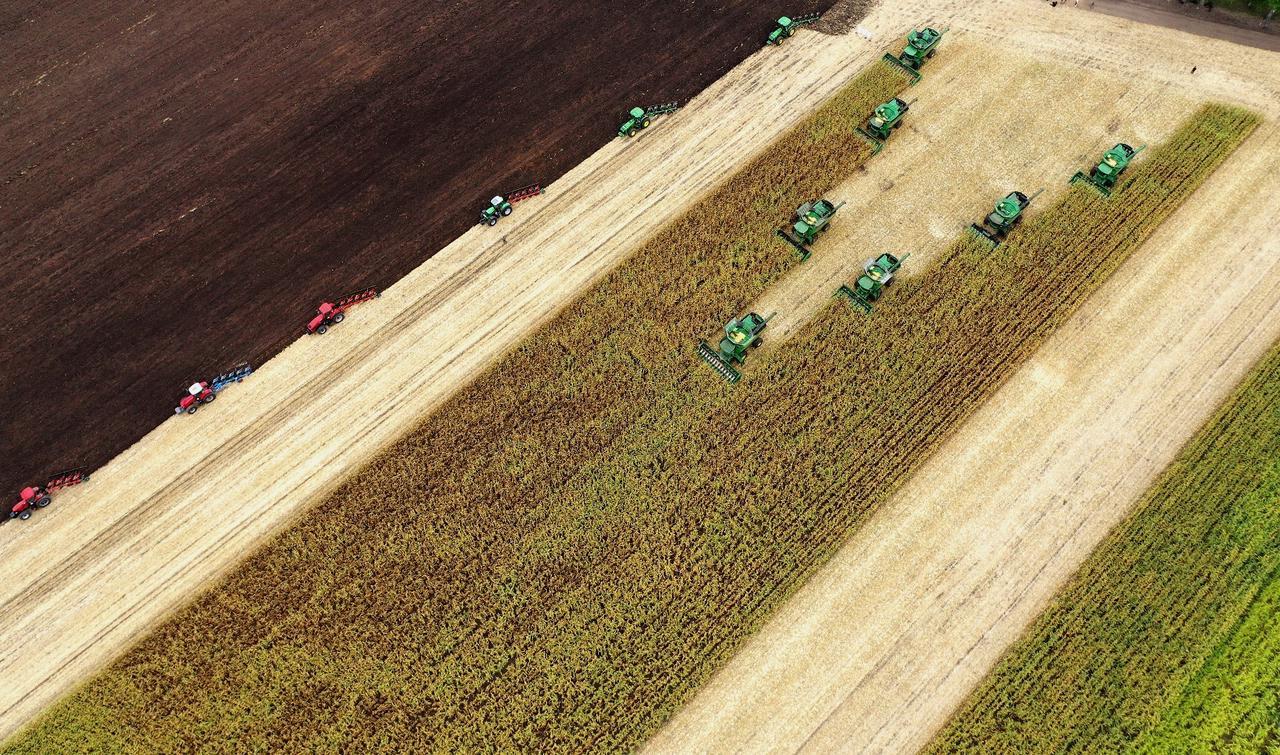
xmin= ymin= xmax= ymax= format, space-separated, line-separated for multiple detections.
xmin=766 ymin=13 xmax=822 ymax=45
xmin=776 ymin=198 xmax=845 ymax=260
xmin=1071 ymin=143 xmax=1145 ymax=196
xmin=882 ymin=27 xmax=948 ymax=83
xmin=697 ymin=311 xmax=775 ymax=383
xmin=837 ymin=253 xmax=909 ymax=314
xmin=617 ymin=102 xmax=681 ymax=138
xmin=856 ymin=97 xmax=914 ymax=153
xmin=969 ymin=188 xmax=1044 ymax=245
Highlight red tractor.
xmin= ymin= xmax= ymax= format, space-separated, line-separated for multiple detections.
xmin=306 ymin=287 xmax=379 ymax=335
xmin=175 ymin=381 xmax=216 ymax=414
xmin=8 ymin=468 xmax=90 ymax=521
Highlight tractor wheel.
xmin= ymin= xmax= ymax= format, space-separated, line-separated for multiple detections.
xmin=501 ymin=205 xmax=513 ymax=217
xmin=754 ymin=338 xmax=763 ymax=348
xmin=332 ymin=312 xmax=345 ymax=324
xmin=35 ymin=496 xmax=51 ymax=508
xmin=18 ymin=510 xmax=31 ymax=520
xmin=205 ymin=392 xmax=216 ymax=404
xmin=487 ymin=217 xmax=498 ymax=226
xmin=641 ymin=118 xmax=651 ymax=129
xmin=187 ymin=405 xmax=198 ymax=414
xmin=316 ymin=324 xmax=328 ymax=335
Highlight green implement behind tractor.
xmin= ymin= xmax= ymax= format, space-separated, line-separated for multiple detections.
xmin=775 ymin=198 xmax=845 ymax=261
xmin=968 ymin=188 xmax=1044 ymax=245
xmin=837 ymin=253 xmax=909 ymax=314
xmin=882 ymin=26 xmax=948 ymax=83
xmin=697 ymin=311 xmax=775 ymax=383
xmin=856 ymin=97 xmax=914 ymax=153
xmin=1071 ymin=142 xmax=1145 ymax=196
xmin=766 ymin=13 xmax=822 ymax=45
xmin=617 ymin=102 xmax=681 ymax=138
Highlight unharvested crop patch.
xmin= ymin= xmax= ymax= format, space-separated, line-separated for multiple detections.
xmin=5 ymin=90 xmax=1257 ymax=753
xmin=928 ymin=336 xmax=1280 ymax=754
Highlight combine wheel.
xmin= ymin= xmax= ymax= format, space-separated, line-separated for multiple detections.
xmin=35 ymin=496 xmax=51 ymax=508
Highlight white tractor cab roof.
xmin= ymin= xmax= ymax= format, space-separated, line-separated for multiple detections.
xmin=188 ymin=382 xmax=206 ymax=396
xmin=490 ymin=196 xmax=505 ymax=206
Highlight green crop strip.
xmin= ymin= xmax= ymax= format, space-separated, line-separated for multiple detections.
xmin=4 ymin=94 xmax=1257 ymax=754
xmin=928 ymin=337 xmax=1280 ymax=755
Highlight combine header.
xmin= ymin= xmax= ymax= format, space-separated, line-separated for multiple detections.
xmin=479 ymin=184 xmax=544 ymax=226
xmin=766 ymin=13 xmax=822 ymax=45
xmin=697 ymin=311 xmax=775 ymax=383
xmin=969 ymin=189 xmax=1044 ymax=246
xmin=837 ymin=253 xmax=909 ymax=314
xmin=8 ymin=468 xmax=90 ymax=521
xmin=175 ymin=362 xmax=253 ymax=415
xmin=776 ymin=198 xmax=845 ymax=261
xmin=307 ymin=286 xmax=379 ymax=335
xmin=857 ymin=98 xmax=915 ymax=154
xmin=1071 ymin=143 xmax=1145 ymax=197
xmin=617 ymin=103 xmax=681 ymax=138
xmin=882 ymin=27 xmax=948 ymax=84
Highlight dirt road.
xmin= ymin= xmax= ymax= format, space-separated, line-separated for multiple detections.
xmin=0 ymin=0 xmax=826 ymax=500
xmin=646 ymin=0 xmax=1280 ymax=752
xmin=0 ymin=27 xmax=890 ymax=742
xmin=1086 ymin=0 xmax=1280 ymax=51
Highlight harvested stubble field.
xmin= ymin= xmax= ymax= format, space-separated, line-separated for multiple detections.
xmin=5 ymin=95 xmax=1256 ymax=751
xmin=929 ymin=339 xmax=1280 ymax=754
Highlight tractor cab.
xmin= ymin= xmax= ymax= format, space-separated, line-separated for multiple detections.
xmin=864 ymin=253 xmax=906 ymax=287
xmin=176 ymin=381 xmax=214 ymax=414
xmin=10 ymin=486 xmax=51 ymax=520
xmin=480 ymin=195 xmax=512 ymax=226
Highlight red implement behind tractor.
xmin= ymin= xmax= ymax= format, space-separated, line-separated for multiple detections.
xmin=8 ymin=468 xmax=90 ymax=521
xmin=307 ymin=286 xmax=379 ymax=335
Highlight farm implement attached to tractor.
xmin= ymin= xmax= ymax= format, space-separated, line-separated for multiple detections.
xmin=857 ymin=97 xmax=915 ymax=154
xmin=969 ymin=188 xmax=1044 ymax=246
xmin=307 ymin=286 xmax=379 ymax=335
xmin=837 ymin=253 xmax=909 ymax=314
xmin=617 ymin=103 xmax=681 ymax=138
xmin=766 ymin=13 xmax=822 ymax=45
xmin=175 ymin=362 xmax=253 ymax=416
xmin=1071 ymin=143 xmax=1145 ymax=197
xmin=8 ymin=468 xmax=90 ymax=522
xmin=776 ymin=198 xmax=845 ymax=261
xmin=882 ymin=27 xmax=948 ymax=84
xmin=479 ymin=184 xmax=544 ymax=227
xmin=697 ymin=311 xmax=775 ymax=383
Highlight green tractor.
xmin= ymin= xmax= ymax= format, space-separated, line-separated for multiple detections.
xmin=478 ymin=184 xmax=544 ymax=227
xmin=969 ymin=188 xmax=1044 ymax=245
xmin=856 ymin=97 xmax=914 ymax=153
xmin=766 ymin=13 xmax=822 ymax=45
xmin=882 ymin=26 xmax=948 ymax=83
xmin=697 ymin=311 xmax=775 ymax=383
xmin=1071 ymin=143 xmax=1145 ymax=197
xmin=617 ymin=102 xmax=681 ymax=138
xmin=776 ymin=198 xmax=845 ymax=261
xmin=837 ymin=253 xmax=909 ymax=314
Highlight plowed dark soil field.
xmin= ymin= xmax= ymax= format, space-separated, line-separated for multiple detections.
xmin=0 ymin=0 xmax=828 ymax=503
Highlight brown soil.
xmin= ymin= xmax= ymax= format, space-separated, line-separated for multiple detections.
xmin=0 ymin=0 xmax=827 ymax=502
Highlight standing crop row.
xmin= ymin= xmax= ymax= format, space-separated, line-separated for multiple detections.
xmin=5 ymin=98 xmax=1258 ymax=754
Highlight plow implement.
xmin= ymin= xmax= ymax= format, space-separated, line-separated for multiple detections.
xmin=211 ymin=363 xmax=253 ymax=392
